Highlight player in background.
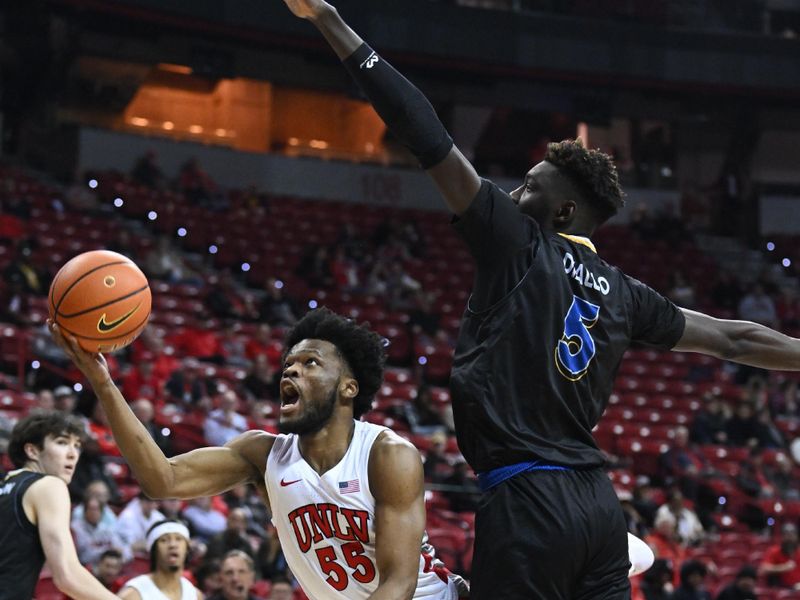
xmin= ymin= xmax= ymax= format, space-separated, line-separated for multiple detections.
xmin=0 ymin=412 xmax=121 ymax=600
xmin=119 ymin=519 xmax=203 ymax=600
xmin=280 ymin=1 xmax=800 ymax=598
xmin=50 ymin=308 xmax=466 ymax=600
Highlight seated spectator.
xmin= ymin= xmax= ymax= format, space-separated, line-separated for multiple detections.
xmin=72 ymin=479 xmax=118 ymax=528
xmin=710 ymin=270 xmax=742 ymax=314
xmin=0 ymin=197 xmax=28 ymax=242
xmin=183 ymin=497 xmax=227 ymax=544
xmin=4 ymin=239 xmax=46 ymax=295
xmin=204 ymin=390 xmax=248 ymax=446
xmin=646 ymin=511 xmax=686 ymax=567
xmin=71 ymin=497 xmax=131 ymax=565
xmin=258 ymin=278 xmax=298 ymax=327
xmin=206 ymin=271 xmax=258 ymax=322
xmin=630 ymin=202 xmax=657 ymax=240
xmin=222 ymin=485 xmax=269 ymax=538
xmin=404 ymin=385 xmax=447 ymax=435
xmin=168 ymin=316 xmax=226 ymax=364
xmin=130 ymin=329 xmax=181 ymax=383
xmin=179 ymin=157 xmax=220 ymax=207
xmin=242 ymin=354 xmax=279 ymax=402
xmin=218 ymin=323 xmax=251 ymax=368
xmin=208 ymin=550 xmax=264 ymax=600
xmin=195 ymin=558 xmax=223 ymax=597
xmin=244 ymin=324 xmax=281 ymax=369
xmin=735 ymin=447 xmax=774 ymax=499
xmin=145 ymin=235 xmax=201 ymax=283
xmin=254 ymin=524 xmax=287 ymax=581
xmin=131 ymin=398 xmax=173 ymax=456
xmin=117 ymin=492 xmax=166 ymax=555
xmin=122 ymin=356 xmax=163 ymax=402
xmin=295 ymin=245 xmax=334 ymax=289
xmin=92 ymin=549 xmax=125 ymax=592
xmin=639 ymin=558 xmax=675 ymax=600
xmin=738 ymin=284 xmax=778 ymax=328
xmin=659 ymin=426 xmax=708 ymax=497
xmin=726 ymin=401 xmax=761 ymax=447
xmin=767 ymin=453 xmax=800 ymax=501
xmin=0 ymin=278 xmax=32 ymax=325
xmin=655 ymin=489 xmax=704 ymax=546
xmin=206 ymin=508 xmax=255 ymax=562
xmin=715 ymin=565 xmax=758 ymax=600
xmin=760 ymin=523 xmax=800 ymax=589
xmin=33 ymin=389 xmax=56 ymax=413
xmin=106 ymin=228 xmax=138 ymax=261
xmin=776 ymin=286 xmax=800 ymax=329
xmin=690 ymin=393 xmax=729 ymax=445
xmin=165 ymin=358 xmax=217 ymax=409
xmin=267 ymin=577 xmax=293 ymax=600
xmin=442 ymin=459 xmax=480 ymax=513
xmin=670 ymin=559 xmax=712 ymax=600
xmin=619 ymin=490 xmax=648 ymax=539
xmin=78 ymin=394 xmax=121 ymax=457
xmin=668 ymin=270 xmax=696 ymax=308
xmin=131 ymin=149 xmax=165 ymax=188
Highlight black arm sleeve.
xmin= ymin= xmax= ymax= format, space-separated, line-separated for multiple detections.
xmin=627 ymin=276 xmax=686 ymax=350
xmin=343 ymin=43 xmax=453 ymax=169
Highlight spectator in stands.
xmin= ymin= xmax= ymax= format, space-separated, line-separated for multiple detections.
xmin=53 ymin=384 xmax=78 ymax=414
xmin=710 ymin=270 xmax=743 ymax=315
xmin=296 ymin=245 xmax=335 ymax=289
xmin=208 ymin=550 xmax=263 ymax=600
xmin=660 ymin=426 xmax=708 ymax=497
xmin=756 ymin=408 xmax=785 ymax=449
xmin=715 ymin=565 xmax=758 ymax=600
xmin=117 ymin=491 xmax=166 ymax=555
xmin=72 ymin=479 xmax=117 ymax=529
xmin=690 ymin=393 xmax=729 ymax=445
xmin=122 ymin=356 xmax=163 ymax=402
xmin=254 ymin=524 xmax=287 ymax=581
xmin=735 ymin=447 xmax=774 ymax=499
xmin=222 ymin=485 xmax=269 ymax=538
xmin=218 ymin=323 xmax=251 ymax=368
xmin=204 ymin=389 xmax=248 ymax=446
xmin=71 ymin=496 xmax=131 ymax=565
xmin=655 ymin=489 xmax=704 ymax=546
xmin=195 ymin=558 xmax=224 ymax=597
xmin=767 ymin=452 xmax=800 ymax=501
xmin=771 ymin=379 xmax=799 ymax=418
xmin=668 ymin=271 xmax=697 ymax=309
xmin=34 ymin=388 xmax=56 ymax=413
xmin=169 ymin=315 xmax=225 ymax=364
xmin=619 ymin=489 xmax=649 ymax=539
xmin=179 ymin=157 xmax=220 ymax=208
xmin=760 ymin=522 xmax=800 ymax=589
xmin=258 ymin=278 xmax=298 ymax=327
xmin=132 ymin=329 xmax=180 ymax=383
xmin=205 ymin=508 xmax=255 ymax=562
xmin=93 ymin=549 xmax=124 ymax=591
xmin=145 ymin=235 xmax=201 ymax=284
xmin=726 ymin=401 xmax=761 ymax=447
xmin=241 ymin=354 xmax=279 ymax=402
xmin=639 ymin=558 xmax=675 ymax=600
xmin=131 ymin=398 xmax=172 ymax=456
xmin=165 ymin=357 xmax=217 ymax=409
xmin=776 ymin=287 xmax=800 ymax=330
xmin=738 ymin=284 xmax=778 ymax=328
xmin=629 ymin=203 xmax=657 ymax=240
xmin=267 ymin=577 xmax=293 ymax=600
xmin=244 ymin=324 xmax=280 ymax=368
xmin=0 ymin=277 xmax=31 ymax=325
xmin=206 ymin=271 xmax=258 ymax=322
xmin=0 ymin=197 xmax=28 ymax=242
xmin=0 ymin=412 xmax=13 ymax=454
xmin=646 ymin=512 xmax=685 ymax=573
xmin=423 ymin=430 xmax=450 ymax=482
xmin=78 ymin=393 xmax=121 ymax=457
xmin=669 ymin=559 xmax=712 ymax=600
xmin=65 ymin=178 xmax=100 ymax=213
xmin=131 ymin=149 xmax=166 ymax=189
xmin=183 ymin=496 xmax=227 ymax=544
xmin=4 ymin=239 xmax=46 ymax=295
xmin=442 ymin=458 xmax=481 ymax=513
xmin=106 ymin=228 xmax=138 ymax=261
xmin=404 ymin=384 xmax=448 ymax=435
xmin=330 ymin=244 xmax=361 ymax=291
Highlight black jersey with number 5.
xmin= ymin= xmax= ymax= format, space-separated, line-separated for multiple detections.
xmin=450 ymin=179 xmax=686 ymax=472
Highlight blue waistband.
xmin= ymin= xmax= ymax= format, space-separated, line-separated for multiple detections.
xmin=477 ymin=461 xmax=572 ymax=492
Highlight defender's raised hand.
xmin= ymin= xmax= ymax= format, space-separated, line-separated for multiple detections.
xmin=283 ymin=0 xmax=333 ymax=20
xmin=48 ymin=319 xmax=111 ymax=387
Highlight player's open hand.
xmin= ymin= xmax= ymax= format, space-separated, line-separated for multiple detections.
xmin=283 ymin=0 xmax=333 ymax=20
xmin=47 ymin=319 xmax=111 ymax=386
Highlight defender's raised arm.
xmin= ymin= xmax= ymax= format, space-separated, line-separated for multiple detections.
xmin=283 ymin=0 xmax=481 ymax=215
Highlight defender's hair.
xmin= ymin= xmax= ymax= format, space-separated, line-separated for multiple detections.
xmin=544 ymin=138 xmax=625 ymax=223
xmin=8 ymin=412 xmax=85 ymax=468
xmin=283 ymin=307 xmax=386 ymax=418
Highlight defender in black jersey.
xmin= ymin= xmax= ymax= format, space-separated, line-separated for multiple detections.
xmin=290 ymin=3 xmax=800 ymax=598
xmin=0 ymin=412 xmax=118 ymax=600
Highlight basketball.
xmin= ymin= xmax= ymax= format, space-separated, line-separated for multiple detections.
xmin=48 ymin=250 xmax=152 ymax=353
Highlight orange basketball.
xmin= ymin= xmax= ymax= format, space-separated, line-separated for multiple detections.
xmin=49 ymin=250 xmax=152 ymax=353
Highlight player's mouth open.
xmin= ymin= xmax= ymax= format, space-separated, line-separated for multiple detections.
xmin=280 ymin=381 xmax=301 ymax=411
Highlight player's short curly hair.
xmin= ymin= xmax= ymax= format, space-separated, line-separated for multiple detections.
xmin=283 ymin=307 xmax=386 ymax=418
xmin=544 ymin=138 xmax=625 ymax=223
xmin=8 ymin=412 xmax=85 ymax=468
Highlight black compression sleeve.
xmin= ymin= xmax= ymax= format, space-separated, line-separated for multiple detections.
xmin=343 ymin=43 xmax=453 ymax=169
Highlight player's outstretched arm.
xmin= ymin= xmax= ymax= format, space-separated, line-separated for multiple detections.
xmin=283 ymin=0 xmax=481 ymax=215
xmin=368 ymin=432 xmax=427 ymax=600
xmin=29 ymin=476 xmax=120 ymax=599
xmin=674 ymin=308 xmax=800 ymax=370
xmin=49 ymin=322 xmax=273 ymax=499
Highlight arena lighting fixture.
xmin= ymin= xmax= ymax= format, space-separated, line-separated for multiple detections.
xmin=308 ymin=300 xmax=318 ymax=309
xmin=214 ymin=128 xmax=227 ymax=137
xmin=31 ymin=361 xmax=40 ymax=369
xmin=309 ymin=139 xmax=329 ymax=149
xmin=287 ymin=137 xmax=300 ymax=146
xmin=189 ymin=125 xmax=204 ymax=134
xmin=241 ymin=262 xmax=251 ymax=272
xmin=130 ymin=117 xmax=149 ymax=127
xmin=177 ymin=227 xmax=187 ymax=237
xmin=163 ymin=121 xmax=175 ymax=130
xmin=767 ymin=242 xmax=775 ymax=251
xmin=783 ymin=258 xmax=792 ymax=267
xmin=74 ymin=383 xmax=83 ymax=392
xmin=114 ymin=197 xmax=124 ymax=207
xmin=148 ymin=211 xmax=158 ymax=220
xmin=88 ymin=179 xmax=98 ymax=189
xmin=208 ymin=245 xmax=218 ymax=254
xmin=158 ymin=63 xmax=193 ymax=75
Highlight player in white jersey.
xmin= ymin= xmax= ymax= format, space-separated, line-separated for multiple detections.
xmin=51 ymin=308 xmax=464 ymax=600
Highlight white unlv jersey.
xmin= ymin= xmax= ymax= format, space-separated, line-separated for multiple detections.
xmin=265 ymin=420 xmax=457 ymax=600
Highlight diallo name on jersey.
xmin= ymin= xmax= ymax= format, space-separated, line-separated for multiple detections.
xmin=562 ymin=252 xmax=611 ymax=296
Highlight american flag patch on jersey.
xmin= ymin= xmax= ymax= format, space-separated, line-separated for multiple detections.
xmin=338 ymin=479 xmax=360 ymax=494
